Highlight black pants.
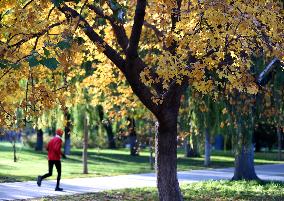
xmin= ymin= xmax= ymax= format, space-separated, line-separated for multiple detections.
xmin=41 ymin=160 xmax=61 ymax=188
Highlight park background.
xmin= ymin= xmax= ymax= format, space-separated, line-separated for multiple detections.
xmin=0 ymin=0 xmax=284 ymax=200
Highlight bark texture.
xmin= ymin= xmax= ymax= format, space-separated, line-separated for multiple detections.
xmin=204 ymin=128 xmax=211 ymax=166
xmin=155 ymin=110 xmax=183 ymax=201
xmin=232 ymin=144 xmax=259 ymax=180
xmin=35 ymin=129 xmax=43 ymax=151
xmin=97 ymin=106 xmax=116 ymax=149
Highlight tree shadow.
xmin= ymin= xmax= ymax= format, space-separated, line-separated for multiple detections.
xmin=0 ymin=172 xmax=34 ymax=183
xmin=70 ymin=150 xmax=150 ymax=165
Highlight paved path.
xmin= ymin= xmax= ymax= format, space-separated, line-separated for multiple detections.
xmin=0 ymin=164 xmax=284 ymax=200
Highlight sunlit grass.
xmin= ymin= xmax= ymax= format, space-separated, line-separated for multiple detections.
xmin=0 ymin=142 xmax=283 ymax=183
xmin=33 ymin=180 xmax=284 ymax=201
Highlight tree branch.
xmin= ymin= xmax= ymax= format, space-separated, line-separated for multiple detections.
xmin=169 ymin=0 xmax=182 ymax=55
xmin=54 ymin=1 xmax=160 ymax=116
xmin=127 ymin=0 xmax=146 ymax=59
xmin=88 ymin=4 xmax=129 ymax=51
xmin=0 ymin=102 xmax=14 ymax=119
xmin=143 ymin=21 xmax=164 ymax=41
xmin=55 ymin=2 xmax=126 ymax=72
xmin=257 ymin=57 xmax=280 ymax=85
xmin=8 ymin=21 xmax=65 ymax=49
xmin=23 ymin=0 xmax=34 ymax=9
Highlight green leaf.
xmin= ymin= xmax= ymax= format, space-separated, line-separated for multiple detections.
xmin=0 ymin=60 xmax=8 ymax=68
xmin=19 ymin=79 xmax=28 ymax=88
xmin=27 ymin=56 xmax=40 ymax=67
xmin=74 ymin=37 xmax=85 ymax=45
xmin=108 ymin=0 xmax=120 ymax=10
xmin=40 ymin=58 xmax=59 ymax=70
xmin=43 ymin=47 xmax=50 ymax=57
xmin=0 ymin=59 xmax=20 ymax=69
xmin=53 ymin=0 xmax=64 ymax=7
xmin=97 ymin=18 xmax=106 ymax=26
xmin=81 ymin=60 xmax=95 ymax=77
xmin=57 ymin=40 xmax=71 ymax=50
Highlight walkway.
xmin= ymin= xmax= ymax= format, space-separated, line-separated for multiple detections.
xmin=0 ymin=164 xmax=284 ymax=200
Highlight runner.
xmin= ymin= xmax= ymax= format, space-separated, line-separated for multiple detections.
xmin=37 ymin=128 xmax=66 ymax=191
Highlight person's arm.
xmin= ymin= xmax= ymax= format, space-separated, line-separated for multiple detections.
xmin=56 ymin=139 xmax=67 ymax=159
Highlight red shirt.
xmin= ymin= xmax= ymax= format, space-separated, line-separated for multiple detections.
xmin=47 ymin=136 xmax=63 ymax=160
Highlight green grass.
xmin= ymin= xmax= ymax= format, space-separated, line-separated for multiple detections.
xmin=0 ymin=142 xmax=283 ymax=183
xmin=29 ymin=180 xmax=284 ymax=201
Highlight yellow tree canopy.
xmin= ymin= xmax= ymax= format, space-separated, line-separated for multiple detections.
xmin=0 ymin=0 xmax=283 ymax=128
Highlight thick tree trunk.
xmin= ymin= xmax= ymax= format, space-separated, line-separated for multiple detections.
xmin=155 ymin=113 xmax=183 ymax=201
xmin=277 ymin=127 xmax=282 ymax=161
xmin=35 ymin=129 xmax=43 ymax=151
xmin=232 ymin=144 xmax=259 ymax=180
xmin=82 ymin=113 xmax=88 ymax=174
xmin=204 ymin=128 xmax=211 ymax=166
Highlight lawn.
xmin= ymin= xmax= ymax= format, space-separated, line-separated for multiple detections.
xmin=0 ymin=142 xmax=283 ymax=183
xmin=29 ymin=180 xmax=284 ymax=201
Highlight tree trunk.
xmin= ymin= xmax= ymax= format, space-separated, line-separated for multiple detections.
xmin=64 ymin=111 xmax=71 ymax=155
xmin=128 ymin=118 xmax=139 ymax=156
xmin=104 ymin=120 xmax=116 ymax=149
xmin=82 ymin=113 xmax=88 ymax=174
xmin=155 ymin=113 xmax=183 ymax=201
xmin=204 ymin=128 xmax=211 ymax=166
xmin=277 ymin=127 xmax=282 ymax=161
xmin=97 ymin=106 xmax=116 ymax=149
xmin=13 ymin=138 xmax=17 ymax=162
xmin=183 ymin=137 xmax=190 ymax=157
xmin=192 ymin=134 xmax=200 ymax=157
xmin=149 ymin=136 xmax=154 ymax=170
xmin=232 ymin=143 xmax=259 ymax=180
xmin=35 ymin=129 xmax=43 ymax=151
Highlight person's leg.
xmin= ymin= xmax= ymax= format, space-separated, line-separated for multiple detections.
xmin=37 ymin=160 xmax=54 ymax=187
xmin=54 ymin=160 xmax=62 ymax=191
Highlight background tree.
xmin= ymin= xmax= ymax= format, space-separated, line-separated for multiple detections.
xmin=0 ymin=1 xmax=283 ymax=200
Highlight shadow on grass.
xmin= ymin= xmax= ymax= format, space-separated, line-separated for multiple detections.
xmin=0 ymin=173 xmax=34 ymax=183
xmin=70 ymin=150 xmax=150 ymax=164
xmin=70 ymin=150 xmax=235 ymax=170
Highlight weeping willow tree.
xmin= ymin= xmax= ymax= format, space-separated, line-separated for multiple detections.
xmin=188 ymin=90 xmax=222 ymax=166
xmin=256 ymin=58 xmax=284 ymax=160
xmin=223 ymin=57 xmax=283 ymax=180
